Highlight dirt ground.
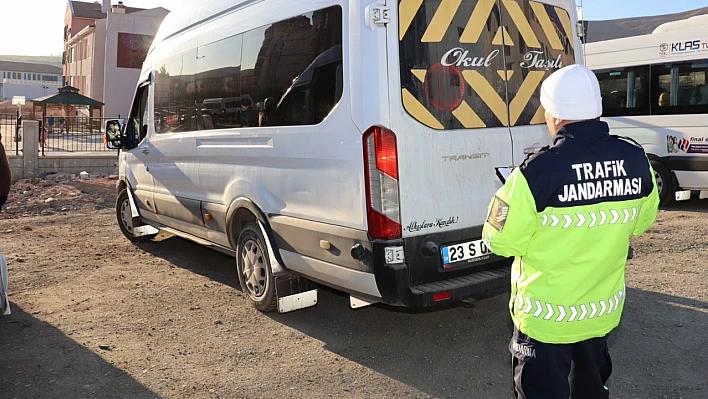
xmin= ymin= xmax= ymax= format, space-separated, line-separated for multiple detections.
xmin=0 ymin=180 xmax=707 ymax=399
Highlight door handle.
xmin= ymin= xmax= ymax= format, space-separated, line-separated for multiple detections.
xmin=141 ymin=147 xmax=150 ymax=154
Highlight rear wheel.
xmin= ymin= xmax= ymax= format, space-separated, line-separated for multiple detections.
xmin=236 ymin=223 xmax=277 ymax=312
xmin=116 ymin=189 xmax=157 ymax=242
xmin=650 ymin=160 xmax=674 ymax=205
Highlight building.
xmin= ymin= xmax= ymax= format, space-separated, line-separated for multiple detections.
xmin=0 ymin=61 xmax=62 ymax=102
xmin=63 ymin=0 xmax=168 ymax=117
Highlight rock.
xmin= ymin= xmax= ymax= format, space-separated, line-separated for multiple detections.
xmin=45 ymin=198 xmax=54 ymax=203
xmin=79 ymin=172 xmax=89 ymax=180
xmin=214 ymin=320 xmax=223 ymax=325
xmin=40 ymin=181 xmax=56 ymax=188
xmin=98 ymin=345 xmax=112 ymax=351
xmin=108 ymin=175 xmax=119 ymax=181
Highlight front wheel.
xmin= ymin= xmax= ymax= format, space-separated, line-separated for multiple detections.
xmin=650 ymin=160 xmax=674 ymax=205
xmin=236 ymin=223 xmax=277 ymax=312
xmin=116 ymin=189 xmax=157 ymax=242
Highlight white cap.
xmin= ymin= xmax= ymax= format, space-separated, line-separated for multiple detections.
xmin=540 ymin=64 xmax=603 ymax=121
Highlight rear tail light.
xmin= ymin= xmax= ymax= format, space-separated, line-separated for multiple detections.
xmin=364 ymin=126 xmax=402 ymax=240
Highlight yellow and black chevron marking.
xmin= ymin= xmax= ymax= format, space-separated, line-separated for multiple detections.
xmin=398 ymin=0 xmax=575 ymax=130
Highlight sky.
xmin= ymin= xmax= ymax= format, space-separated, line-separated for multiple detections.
xmin=0 ymin=0 xmax=706 ymax=57
xmin=0 ymin=0 xmax=175 ymax=56
xmin=580 ymin=0 xmax=707 ymax=20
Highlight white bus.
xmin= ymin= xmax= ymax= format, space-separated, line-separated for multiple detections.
xmin=585 ymin=16 xmax=708 ymax=204
xmin=107 ymin=0 xmax=582 ymax=312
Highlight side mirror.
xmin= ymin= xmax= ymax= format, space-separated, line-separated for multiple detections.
xmin=105 ymin=119 xmax=122 ymax=150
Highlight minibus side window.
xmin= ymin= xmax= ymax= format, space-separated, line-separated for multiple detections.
xmin=193 ymin=5 xmax=343 ymax=129
xmin=140 ymin=85 xmax=150 ymax=141
xmin=125 ymin=84 xmax=149 ymax=149
xmin=595 ymin=66 xmax=650 ymax=117
xmin=651 ymin=60 xmax=708 ymax=116
xmin=194 ymin=34 xmax=243 ymax=130
xmin=278 ymin=87 xmax=308 ymax=125
xmin=154 ymin=50 xmax=198 ymax=133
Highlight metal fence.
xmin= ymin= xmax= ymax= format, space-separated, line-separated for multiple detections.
xmin=0 ymin=113 xmax=21 ymax=155
xmin=40 ymin=116 xmax=114 ymax=153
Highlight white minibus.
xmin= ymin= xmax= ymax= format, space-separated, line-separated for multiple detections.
xmin=107 ymin=0 xmax=582 ymax=312
xmin=586 ymin=16 xmax=708 ymax=204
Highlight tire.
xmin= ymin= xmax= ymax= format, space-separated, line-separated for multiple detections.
xmin=116 ymin=189 xmax=157 ymax=242
xmin=650 ymin=160 xmax=674 ymax=205
xmin=236 ymin=223 xmax=277 ymax=312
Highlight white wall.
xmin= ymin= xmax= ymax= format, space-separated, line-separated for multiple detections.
xmin=0 ymin=82 xmax=59 ymax=102
xmin=102 ymin=9 xmax=168 ymax=118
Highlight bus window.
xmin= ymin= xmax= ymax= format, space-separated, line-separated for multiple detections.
xmin=595 ymin=66 xmax=650 ymax=117
xmin=651 ymin=60 xmax=708 ymax=115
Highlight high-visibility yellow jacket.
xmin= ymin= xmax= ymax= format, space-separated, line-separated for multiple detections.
xmin=483 ymin=120 xmax=659 ymax=344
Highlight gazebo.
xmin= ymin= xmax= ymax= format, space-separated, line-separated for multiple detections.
xmin=30 ymin=85 xmax=104 ymax=119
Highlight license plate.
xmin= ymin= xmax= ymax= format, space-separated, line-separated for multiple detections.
xmin=441 ymin=239 xmax=492 ymax=268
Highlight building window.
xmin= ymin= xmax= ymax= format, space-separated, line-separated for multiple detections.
xmin=117 ymin=33 xmax=155 ymax=69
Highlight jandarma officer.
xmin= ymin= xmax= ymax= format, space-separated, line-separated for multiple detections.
xmin=482 ymin=65 xmax=660 ymax=399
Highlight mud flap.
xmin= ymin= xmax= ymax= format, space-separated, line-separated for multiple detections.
xmin=126 ymin=189 xmax=159 ymax=237
xmin=275 ymin=275 xmax=318 ymax=313
xmin=350 ymin=295 xmax=377 ymax=309
xmin=675 ymin=190 xmax=692 ymax=202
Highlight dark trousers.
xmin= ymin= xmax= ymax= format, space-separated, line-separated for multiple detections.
xmin=510 ymin=327 xmax=613 ymax=399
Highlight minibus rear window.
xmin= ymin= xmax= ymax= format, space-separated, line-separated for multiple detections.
xmin=398 ymin=0 xmax=575 ymax=130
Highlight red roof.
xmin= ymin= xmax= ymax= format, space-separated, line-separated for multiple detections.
xmin=70 ymin=1 xmax=147 ymax=20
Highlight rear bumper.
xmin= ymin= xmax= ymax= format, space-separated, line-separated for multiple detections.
xmin=371 ymin=226 xmax=512 ymax=308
